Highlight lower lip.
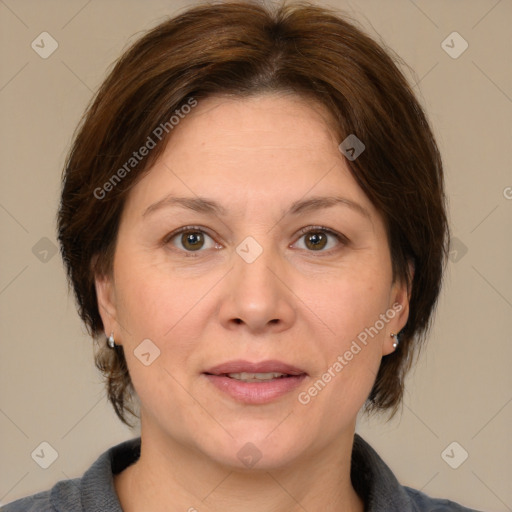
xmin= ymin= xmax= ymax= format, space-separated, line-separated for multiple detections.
xmin=204 ymin=374 xmax=307 ymax=404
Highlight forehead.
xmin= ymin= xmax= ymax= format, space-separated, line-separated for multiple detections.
xmin=122 ymin=93 xmax=378 ymax=222
xmin=172 ymin=92 xmax=341 ymax=152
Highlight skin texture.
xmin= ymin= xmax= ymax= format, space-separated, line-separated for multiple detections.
xmin=96 ymin=93 xmax=411 ymax=512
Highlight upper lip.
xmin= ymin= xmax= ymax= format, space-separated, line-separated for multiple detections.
xmin=204 ymin=359 xmax=307 ymax=376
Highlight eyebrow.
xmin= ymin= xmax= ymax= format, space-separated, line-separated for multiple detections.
xmin=143 ymin=196 xmax=228 ymax=217
xmin=288 ymin=196 xmax=371 ymax=220
xmin=142 ymin=194 xmax=371 ymax=220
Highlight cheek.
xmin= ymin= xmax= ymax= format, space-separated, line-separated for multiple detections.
xmin=112 ymin=262 xmax=207 ymax=428
xmin=297 ymin=263 xmax=391 ymax=413
xmin=112 ymin=251 xmax=219 ymax=385
xmin=305 ymin=261 xmax=391 ymax=345
xmin=114 ymin=249 xmax=204 ymax=338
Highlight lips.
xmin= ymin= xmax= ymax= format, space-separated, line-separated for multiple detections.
xmin=204 ymin=359 xmax=307 ymax=376
xmin=203 ymin=359 xmax=308 ymax=403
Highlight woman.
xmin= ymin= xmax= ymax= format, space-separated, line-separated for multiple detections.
xmin=3 ymin=1 xmax=482 ymax=511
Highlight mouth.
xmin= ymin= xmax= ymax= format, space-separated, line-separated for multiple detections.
xmin=218 ymin=371 xmax=295 ymax=382
xmin=204 ymin=359 xmax=307 ymax=379
xmin=203 ymin=360 xmax=308 ymax=404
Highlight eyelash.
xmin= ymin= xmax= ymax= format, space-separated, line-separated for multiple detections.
xmin=163 ymin=225 xmax=349 ymax=256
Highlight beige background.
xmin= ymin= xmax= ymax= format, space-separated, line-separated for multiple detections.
xmin=1 ymin=0 xmax=511 ymax=510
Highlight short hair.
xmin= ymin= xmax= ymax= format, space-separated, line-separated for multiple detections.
xmin=57 ymin=0 xmax=449 ymax=427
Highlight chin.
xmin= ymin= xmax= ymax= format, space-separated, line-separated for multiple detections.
xmin=199 ymin=427 xmax=310 ymax=472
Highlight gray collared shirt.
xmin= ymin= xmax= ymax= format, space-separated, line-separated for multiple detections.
xmin=1 ymin=435 xmax=482 ymax=511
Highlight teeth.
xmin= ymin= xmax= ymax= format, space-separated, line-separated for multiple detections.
xmin=227 ymin=372 xmax=288 ymax=382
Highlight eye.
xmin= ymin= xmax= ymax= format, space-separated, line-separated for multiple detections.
xmin=293 ymin=226 xmax=347 ymax=252
xmin=164 ymin=227 xmax=219 ymax=253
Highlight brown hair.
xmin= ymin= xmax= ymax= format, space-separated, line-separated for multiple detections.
xmin=57 ymin=0 xmax=449 ymax=427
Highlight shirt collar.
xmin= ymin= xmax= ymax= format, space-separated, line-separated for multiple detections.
xmin=351 ymin=434 xmax=414 ymax=510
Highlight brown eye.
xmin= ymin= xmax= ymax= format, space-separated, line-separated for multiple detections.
xmin=294 ymin=227 xmax=347 ymax=253
xmin=165 ymin=227 xmax=217 ymax=253
xmin=181 ymin=231 xmax=205 ymax=251
xmin=304 ymin=231 xmax=328 ymax=251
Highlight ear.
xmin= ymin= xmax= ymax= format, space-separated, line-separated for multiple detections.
xmin=95 ymin=271 xmax=120 ymax=343
xmin=382 ymin=260 xmax=414 ymax=356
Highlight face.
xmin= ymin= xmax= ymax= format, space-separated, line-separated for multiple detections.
xmin=96 ymin=93 xmax=410 ymax=470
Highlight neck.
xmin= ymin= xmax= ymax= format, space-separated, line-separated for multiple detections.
xmin=114 ymin=421 xmax=364 ymax=512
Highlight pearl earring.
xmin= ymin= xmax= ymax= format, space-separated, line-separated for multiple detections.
xmin=390 ymin=333 xmax=399 ymax=349
xmin=107 ymin=332 xmax=115 ymax=349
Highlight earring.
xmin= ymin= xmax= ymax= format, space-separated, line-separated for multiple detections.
xmin=107 ymin=332 xmax=115 ymax=349
xmin=390 ymin=332 xmax=399 ymax=349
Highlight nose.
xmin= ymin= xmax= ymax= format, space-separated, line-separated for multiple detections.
xmin=218 ymin=242 xmax=296 ymax=335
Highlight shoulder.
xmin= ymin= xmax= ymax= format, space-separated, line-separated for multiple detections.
xmin=0 ymin=477 xmax=81 ymax=512
xmin=2 ymin=437 xmax=140 ymax=512
xmin=0 ymin=491 xmax=55 ymax=512
xmin=352 ymin=434 xmax=483 ymax=512
xmin=2 ymin=490 xmax=53 ymax=511
xmin=404 ymin=486 xmax=483 ymax=511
